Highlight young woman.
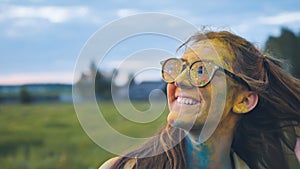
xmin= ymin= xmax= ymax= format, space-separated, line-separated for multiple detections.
xmin=100 ymin=31 xmax=300 ymax=169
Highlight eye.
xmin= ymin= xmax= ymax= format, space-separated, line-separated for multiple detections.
xmin=198 ymin=66 xmax=204 ymax=77
xmin=167 ymin=64 xmax=173 ymax=73
xmin=162 ymin=58 xmax=182 ymax=83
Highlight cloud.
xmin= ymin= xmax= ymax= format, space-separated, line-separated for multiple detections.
xmin=0 ymin=5 xmax=93 ymax=23
xmin=116 ymin=9 xmax=139 ymax=17
xmin=258 ymin=11 xmax=300 ymax=25
xmin=0 ymin=5 xmax=102 ymax=37
xmin=0 ymin=72 xmax=76 ymax=85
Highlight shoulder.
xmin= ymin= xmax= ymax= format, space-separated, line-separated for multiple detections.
xmin=99 ymin=157 xmax=136 ymax=169
xmin=99 ymin=157 xmax=119 ymax=169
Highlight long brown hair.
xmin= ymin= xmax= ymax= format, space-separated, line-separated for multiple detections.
xmin=110 ymin=31 xmax=300 ymax=169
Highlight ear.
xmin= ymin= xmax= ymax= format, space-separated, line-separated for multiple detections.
xmin=232 ymin=91 xmax=258 ymax=114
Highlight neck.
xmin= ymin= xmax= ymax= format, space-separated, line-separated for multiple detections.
xmin=185 ymin=115 xmax=238 ymax=169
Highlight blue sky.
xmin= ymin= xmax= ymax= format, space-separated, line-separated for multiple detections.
xmin=1 ymin=0 xmax=300 ymax=85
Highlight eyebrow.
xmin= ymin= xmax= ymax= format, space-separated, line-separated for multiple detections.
xmin=180 ymin=58 xmax=216 ymax=65
xmin=180 ymin=58 xmax=188 ymax=62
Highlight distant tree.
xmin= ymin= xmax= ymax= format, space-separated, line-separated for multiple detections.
xmin=76 ymin=61 xmax=114 ymax=100
xmin=265 ymin=27 xmax=300 ymax=78
xmin=127 ymin=72 xmax=136 ymax=87
xmin=19 ymin=87 xmax=32 ymax=104
xmin=92 ymin=62 xmax=113 ymax=100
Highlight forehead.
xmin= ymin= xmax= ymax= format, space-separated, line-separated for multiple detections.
xmin=182 ymin=39 xmax=235 ymax=71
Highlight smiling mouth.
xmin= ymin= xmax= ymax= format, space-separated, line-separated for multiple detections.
xmin=175 ymin=97 xmax=200 ymax=105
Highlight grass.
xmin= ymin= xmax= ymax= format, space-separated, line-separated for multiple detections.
xmin=0 ymin=101 xmax=169 ymax=169
xmin=1 ymin=102 xmax=299 ymax=169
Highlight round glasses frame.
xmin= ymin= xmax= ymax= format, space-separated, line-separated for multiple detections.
xmin=161 ymin=58 xmax=250 ymax=89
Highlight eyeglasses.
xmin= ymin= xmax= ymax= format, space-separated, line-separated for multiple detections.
xmin=161 ymin=58 xmax=250 ymax=88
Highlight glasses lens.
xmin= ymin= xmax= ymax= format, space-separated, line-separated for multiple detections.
xmin=162 ymin=58 xmax=182 ymax=83
xmin=190 ymin=62 xmax=215 ymax=86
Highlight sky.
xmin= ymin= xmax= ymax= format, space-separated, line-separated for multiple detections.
xmin=1 ymin=0 xmax=300 ymax=85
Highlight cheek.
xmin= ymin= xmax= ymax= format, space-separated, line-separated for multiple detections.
xmin=198 ymin=86 xmax=212 ymax=110
xmin=193 ymin=80 xmax=230 ymax=125
xmin=167 ymin=84 xmax=176 ymax=102
xmin=221 ymin=84 xmax=240 ymax=117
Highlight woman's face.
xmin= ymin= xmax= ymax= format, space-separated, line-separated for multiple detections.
xmin=166 ymin=39 xmax=241 ymax=131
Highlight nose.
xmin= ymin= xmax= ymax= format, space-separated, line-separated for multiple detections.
xmin=174 ymin=68 xmax=194 ymax=89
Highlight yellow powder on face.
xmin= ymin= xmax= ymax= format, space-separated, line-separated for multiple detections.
xmin=183 ymin=39 xmax=236 ymax=72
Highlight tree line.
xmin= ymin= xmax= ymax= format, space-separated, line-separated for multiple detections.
xmin=265 ymin=27 xmax=300 ymax=78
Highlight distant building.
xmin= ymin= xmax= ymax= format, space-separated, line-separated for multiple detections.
xmin=129 ymin=81 xmax=167 ymax=101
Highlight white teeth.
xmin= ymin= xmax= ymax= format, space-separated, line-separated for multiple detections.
xmin=176 ymin=97 xmax=198 ymax=105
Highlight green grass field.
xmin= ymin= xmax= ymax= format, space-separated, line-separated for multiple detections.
xmin=0 ymin=102 xmax=169 ymax=169
xmin=1 ymin=102 xmax=299 ymax=169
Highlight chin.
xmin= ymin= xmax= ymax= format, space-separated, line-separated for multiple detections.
xmin=167 ymin=113 xmax=197 ymax=131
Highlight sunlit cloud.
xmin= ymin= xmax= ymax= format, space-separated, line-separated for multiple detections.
xmin=0 ymin=5 xmax=102 ymax=37
xmin=116 ymin=9 xmax=139 ymax=17
xmin=0 ymin=72 xmax=76 ymax=85
xmin=0 ymin=5 xmax=93 ymax=23
xmin=259 ymin=11 xmax=300 ymax=25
